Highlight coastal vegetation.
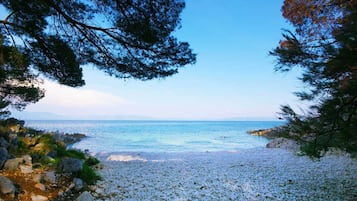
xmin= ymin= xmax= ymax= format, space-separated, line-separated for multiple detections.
xmin=0 ymin=1 xmax=194 ymax=200
xmin=270 ymin=0 xmax=357 ymax=157
xmin=0 ymin=118 xmax=101 ymax=200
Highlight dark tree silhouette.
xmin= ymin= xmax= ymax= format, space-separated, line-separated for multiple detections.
xmin=0 ymin=0 xmax=196 ymax=116
xmin=271 ymin=0 xmax=357 ymax=156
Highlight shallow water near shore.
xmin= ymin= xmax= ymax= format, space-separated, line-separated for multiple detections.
xmin=25 ymin=120 xmax=283 ymax=153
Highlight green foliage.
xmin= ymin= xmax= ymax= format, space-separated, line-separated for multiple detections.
xmin=55 ymin=146 xmax=85 ymax=159
xmin=65 ymin=149 xmax=86 ymax=160
xmin=10 ymin=137 xmax=29 ymax=156
xmin=85 ymin=156 xmax=100 ymax=166
xmin=271 ymin=1 xmax=357 ymax=157
xmin=78 ymin=164 xmax=101 ymax=185
xmin=0 ymin=0 xmax=195 ymax=117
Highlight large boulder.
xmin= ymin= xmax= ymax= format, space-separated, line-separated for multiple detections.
xmin=0 ymin=176 xmax=16 ymax=195
xmin=0 ymin=147 xmax=8 ymax=169
xmin=58 ymin=158 xmax=83 ymax=173
xmin=0 ymin=137 xmax=9 ymax=148
xmin=266 ymin=137 xmax=300 ymax=151
xmin=3 ymin=155 xmax=32 ymax=171
xmin=3 ymin=158 xmax=23 ymax=171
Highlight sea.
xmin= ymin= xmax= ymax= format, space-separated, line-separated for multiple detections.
xmin=25 ymin=120 xmax=284 ymax=153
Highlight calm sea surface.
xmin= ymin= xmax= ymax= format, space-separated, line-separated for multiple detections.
xmin=25 ymin=120 xmax=283 ymax=153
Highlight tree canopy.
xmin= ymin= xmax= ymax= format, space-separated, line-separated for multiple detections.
xmin=271 ymin=0 xmax=357 ymax=156
xmin=0 ymin=0 xmax=196 ymax=117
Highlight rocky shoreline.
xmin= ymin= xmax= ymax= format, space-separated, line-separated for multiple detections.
xmin=0 ymin=118 xmax=101 ymax=201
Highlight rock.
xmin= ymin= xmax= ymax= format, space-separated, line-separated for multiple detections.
xmin=34 ymin=183 xmax=46 ymax=191
xmin=67 ymin=182 xmax=75 ymax=191
xmin=0 ymin=147 xmax=8 ymax=169
xmin=3 ymin=158 xmax=23 ymax=171
xmin=20 ymin=165 xmax=33 ymax=174
xmin=247 ymin=127 xmax=285 ymax=139
xmin=22 ymin=155 xmax=32 ymax=165
xmin=8 ymin=133 xmax=17 ymax=145
xmin=58 ymin=158 xmax=83 ymax=173
xmin=44 ymin=171 xmax=56 ymax=184
xmin=266 ymin=137 xmax=300 ymax=151
xmin=73 ymin=178 xmax=84 ymax=191
xmin=3 ymin=118 xmax=25 ymax=127
xmin=33 ymin=174 xmax=42 ymax=183
xmin=0 ymin=137 xmax=9 ymax=148
xmin=31 ymin=194 xmax=48 ymax=201
xmin=0 ymin=175 xmax=16 ymax=195
xmin=76 ymin=191 xmax=94 ymax=201
xmin=54 ymin=133 xmax=86 ymax=145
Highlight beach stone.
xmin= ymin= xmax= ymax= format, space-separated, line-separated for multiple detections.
xmin=76 ymin=191 xmax=94 ymax=201
xmin=31 ymin=194 xmax=48 ymax=201
xmin=73 ymin=178 xmax=84 ymax=191
xmin=0 ymin=147 xmax=8 ymax=169
xmin=44 ymin=171 xmax=56 ymax=184
xmin=0 ymin=175 xmax=16 ymax=195
xmin=58 ymin=158 xmax=83 ymax=173
xmin=266 ymin=137 xmax=300 ymax=151
xmin=34 ymin=183 xmax=46 ymax=191
xmin=3 ymin=158 xmax=23 ymax=171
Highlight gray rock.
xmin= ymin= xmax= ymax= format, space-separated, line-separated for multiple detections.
xmin=266 ymin=137 xmax=300 ymax=151
xmin=3 ymin=158 xmax=23 ymax=171
xmin=58 ymin=158 xmax=83 ymax=173
xmin=73 ymin=178 xmax=84 ymax=191
xmin=0 ymin=137 xmax=9 ymax=148
xmin=31 ymin=194 xmax=48 ymax=201
xmin=0 ymin=147 xmax=8 ymax=169
xmin=0 ymin=175 xmax=16 ymax=194
xmin=44 ymin=171 xmax=56 ymax=184
xmin=54 ymin=133 xmax=86 ymax=145
xmin=76 ymin=191 xmax=94 ymax=201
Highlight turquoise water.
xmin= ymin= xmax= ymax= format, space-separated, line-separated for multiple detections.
xmin=25 ymin=120 xmax=283 ymax=153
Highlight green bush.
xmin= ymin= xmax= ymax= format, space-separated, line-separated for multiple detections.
xmin=85 ymin=156 xmax=100 ymax=166
xmin=78 ymin=164 xmax=101 ymax=185
xmin=56 ymin=146 xmax=85 ymax=159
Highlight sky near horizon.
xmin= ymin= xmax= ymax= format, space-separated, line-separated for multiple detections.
xmin=13 ymin=0 xmax=304 ymax=120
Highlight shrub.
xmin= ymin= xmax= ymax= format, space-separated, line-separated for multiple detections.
xmin=78 ymin=164 xmax=101 ymax=185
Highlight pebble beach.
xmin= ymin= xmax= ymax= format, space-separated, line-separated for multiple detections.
xmin=93 ymin=148 xmax=357 ymax=201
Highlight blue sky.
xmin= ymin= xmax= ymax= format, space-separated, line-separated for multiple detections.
xmin=13 ymin=0 xmax=303 ymax=120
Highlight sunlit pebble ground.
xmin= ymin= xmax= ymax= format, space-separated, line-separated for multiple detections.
xmin=93 ymin=148 xmax=357 ymax=201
